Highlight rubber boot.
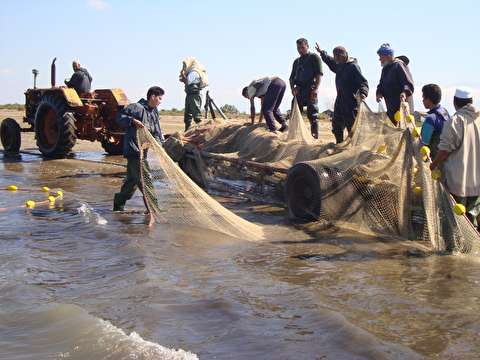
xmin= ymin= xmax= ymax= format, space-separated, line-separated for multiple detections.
xmin=113 ymin=193 xmax=125 ymax=212
xmin=184 ymin=119 xmax=192 ymax=132
xmin=333 ymin=131 xmax=344 ymax=144
xmin=310 ymin=121 xmax=319 ymax=139
xmin=279 ymin=123 xmax=288 ymax=132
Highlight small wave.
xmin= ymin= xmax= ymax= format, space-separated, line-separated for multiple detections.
xmin=77 ymin=203 xmax=108 ymax=225
xmin=0 ymin=304 xmax=198 ymax=360
xmin=56 ymin=316 xmax=199 ymax=360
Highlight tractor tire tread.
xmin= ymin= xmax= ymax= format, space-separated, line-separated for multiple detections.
xmin=35 ymin=94 xmax=77 ymax=157
xmin=0 ymin=118 xmax=21 ymax=153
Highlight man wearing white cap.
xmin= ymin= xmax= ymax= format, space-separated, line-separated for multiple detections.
xmin=430 ymin=87 xmax=480 ymax=228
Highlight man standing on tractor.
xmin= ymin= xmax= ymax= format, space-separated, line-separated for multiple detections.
xmin=113 ymin=86 xmax=165 ymax=213
xmin=65 ymin=60 xmax=92 ymax=94
xmin=289 ymin=38 xmax=323 ymax=139
xmin=315 ymin=43 xmax=369 ymax=143
xmin=179 ymin=57 xmax=208 ymax=131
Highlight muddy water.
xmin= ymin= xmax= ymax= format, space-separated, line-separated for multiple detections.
xmin=1 ymin=150 xmax=480 ymax=359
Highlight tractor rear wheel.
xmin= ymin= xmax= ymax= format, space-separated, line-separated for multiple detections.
xmin=1 ymin=118 xmax=21 ymax=153
xmin=35 ymin=94 xmax=77 ymax=157
xmin=101 ymin=135 xmax=124 ymax=155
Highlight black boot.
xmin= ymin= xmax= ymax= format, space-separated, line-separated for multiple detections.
xmin=334 ymin=132 xmax=344 ymax=144
xmin=184 ymin=118 xmax=192 ymax=132
xmin=279 ymin=123 xmax=288 ymax=132
xmin=310 ymin=121 xmax=318 ymax=139
xmin=113 ymin=194 xmax=125 ymax=212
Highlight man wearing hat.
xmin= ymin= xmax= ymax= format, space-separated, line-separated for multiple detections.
xmin=375 ymin=43 xmax=414 ymax=124
xmin=430 ymin=88 xmax=480 ymax=228
xmin=289 ymin=38 xmax=323 ymax=138
xmin=315 ymin=43 xmax=369 ymax=143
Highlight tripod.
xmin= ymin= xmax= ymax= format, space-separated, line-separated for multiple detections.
xmin=204 ymin=90 xmax=227 ymax=120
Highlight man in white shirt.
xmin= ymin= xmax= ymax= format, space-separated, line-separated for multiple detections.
xmin=430 ymin=88 xmax=480 ymax=228
xmin=242 ymin=77 xmax=288 ymax=132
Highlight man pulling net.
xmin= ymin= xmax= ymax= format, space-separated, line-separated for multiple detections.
xmin=113 ymin=86 xmax=165 ymax=222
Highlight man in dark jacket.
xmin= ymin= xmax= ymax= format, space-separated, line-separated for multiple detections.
xmin=375 ymin=44 xmax=414 ymax=124
xmin=65 ymin=60 xmax=92 ymax=94
xmin=289 ymin=38 xmax=323 ymax=138
xmin=315 ymin=43 xmax=369 ymax=143
xmin=113 ymin=86 xmax=165 ymax=213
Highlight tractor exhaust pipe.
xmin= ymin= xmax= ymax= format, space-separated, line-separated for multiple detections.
xmin=32 ymin=69 xmax=39 ymax=89
xmin=51 ymin=57 xmax=57 ymax=88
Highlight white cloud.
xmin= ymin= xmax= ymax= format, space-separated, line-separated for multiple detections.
xmin=87 ymin=0 xmax=110 ymax=11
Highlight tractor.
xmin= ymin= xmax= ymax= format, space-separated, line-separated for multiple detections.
xmin=0 ymin=58 xmax=128 ymax=157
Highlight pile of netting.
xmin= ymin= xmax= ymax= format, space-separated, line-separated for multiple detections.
xmin=138 ymin=99 xmax=480 ymax=254
xmin=164 ymin=100 xmax=332 ymax=170
xmin=284 ymin=103 xmax=480 ymax=254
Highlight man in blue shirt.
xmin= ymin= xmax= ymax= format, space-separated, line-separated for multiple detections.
xmin=420 ymin=84 xmax=450 ymax=158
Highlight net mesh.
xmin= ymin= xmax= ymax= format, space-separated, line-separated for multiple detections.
xmin=137 ymin=127 xmax=264 ymax=240
xmin=138 ymin=99 xmax=480 ymax=254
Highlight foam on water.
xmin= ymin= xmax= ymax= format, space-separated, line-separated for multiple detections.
xmin=0 ymin=304 xmax=198 ymax=360
xmin=77 ymin=203 xmax=108 ymax=225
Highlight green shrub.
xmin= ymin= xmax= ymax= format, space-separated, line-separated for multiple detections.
xmin=0 ymin=103 xmax=24 ymax=111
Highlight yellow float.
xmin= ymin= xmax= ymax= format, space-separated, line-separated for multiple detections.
xmin=454 ymin=203 xmax=466 ymax=216
xmin=394 ymin=111 xmax=402 ymax=123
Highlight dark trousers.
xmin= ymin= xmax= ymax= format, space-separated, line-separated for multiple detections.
xmin=384 ymin=96 xmax=401 ymax=126
xmin=113 ymin=157 xmax=157 ymax=211
xmin=262 ymin=78 xmax=286 ymax=131
xmin=295 ymin=88 xmax=319 ymax=138
xmin=386 ymin=112 xmax=398 ymax=126
xmin=184 ymin=93 xmax=202 ymax=131
xmin=332 ymin=110 xmax=357 ymax=144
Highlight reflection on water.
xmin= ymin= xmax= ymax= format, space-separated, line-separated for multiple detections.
xmin=1 ymin=151 xmax=480 ymax=359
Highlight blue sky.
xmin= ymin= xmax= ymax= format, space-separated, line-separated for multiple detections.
xmin=0 ymin=0 xmax=478 ymax=113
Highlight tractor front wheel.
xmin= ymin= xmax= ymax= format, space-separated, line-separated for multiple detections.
xmin=35 ymin=94 xmax=77 ymax=157
xmin=1 ymin=118 xmax=21 ymax=153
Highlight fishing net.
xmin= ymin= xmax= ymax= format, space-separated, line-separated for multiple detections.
xmin=285 ymin=103 xmax=480 ymax=254
xmin=140 ymin=98 xmax=480 ymax=253
xmin=135 ymin=99 xmax=318 ymax=240
xmin=164 ymin=99 xmax=332 ymax=170
xmin=137 ymin=127 xmax=264 ymax=241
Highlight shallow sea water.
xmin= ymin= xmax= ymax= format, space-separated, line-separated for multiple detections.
xmin=1 ymin=150 xmax=480 ymax=359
